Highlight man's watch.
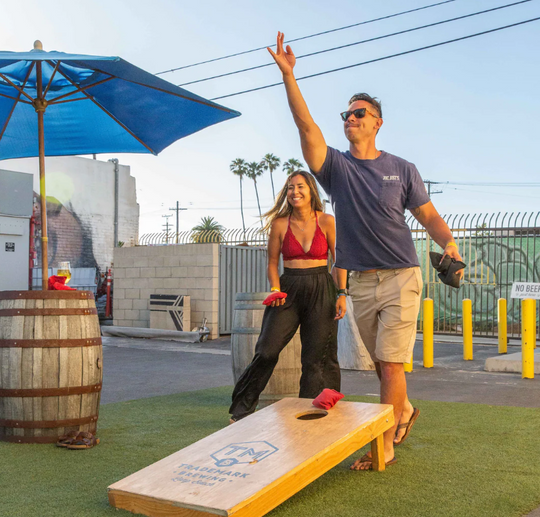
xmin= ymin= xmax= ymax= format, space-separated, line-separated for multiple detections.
xmin=337 ymin=288 xmax=348 ymax=296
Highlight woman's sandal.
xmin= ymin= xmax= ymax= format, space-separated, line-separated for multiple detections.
xmin=55 ymin=430 xmax=80 ymax=448
xmin=66 ymin=431 xmax=100 ymax=450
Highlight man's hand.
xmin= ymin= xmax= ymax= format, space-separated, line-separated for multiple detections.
xmin=267 ymin=32 xmax=296 ymax=76
xmin=335 ymin=296 xmax=347 ymax=320
xmin=411 ymin=202 xmax=465 ymax=282
xmin=442 ymin=243 xmax=465 ymax=281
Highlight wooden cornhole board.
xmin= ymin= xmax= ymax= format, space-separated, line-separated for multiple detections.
xmin=108 ymin=398 xmax=394 ymax=517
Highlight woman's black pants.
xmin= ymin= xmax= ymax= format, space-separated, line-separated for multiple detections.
xmin=229 ymin=266 xmax=340 ymax=420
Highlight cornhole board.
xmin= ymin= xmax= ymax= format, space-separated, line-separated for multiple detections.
xmin=108 ymin=398 xmax=394 ymax=517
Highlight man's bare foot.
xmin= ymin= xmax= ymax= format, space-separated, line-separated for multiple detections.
xmin=350 ymin=450 xmax=396 ymax=471
xmin=394 ymin=402 xmax=414 ymax=444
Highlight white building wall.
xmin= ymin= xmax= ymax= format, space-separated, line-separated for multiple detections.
xmin=0 ymin=156 xmax=139 ymax=273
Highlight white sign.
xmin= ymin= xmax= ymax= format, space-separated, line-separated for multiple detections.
xmin=511 ymin=282 xmax=540 ymax=300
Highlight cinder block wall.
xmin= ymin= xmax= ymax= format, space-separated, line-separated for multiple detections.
xmin=112 ymin=244 xmax=219 ymax=339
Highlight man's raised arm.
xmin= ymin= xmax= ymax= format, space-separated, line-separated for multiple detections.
xmin=268 ymin=32 xmax=327 ymax=173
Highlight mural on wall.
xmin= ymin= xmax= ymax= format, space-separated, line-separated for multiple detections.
xmin=416 ymin=235 xmax=540 ymax=333
xmin=33 ymin=193 xmax=99 ymax=271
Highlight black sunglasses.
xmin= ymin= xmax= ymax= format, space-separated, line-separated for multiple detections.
xmin=340 ymin=108 xmax=379 ymax=121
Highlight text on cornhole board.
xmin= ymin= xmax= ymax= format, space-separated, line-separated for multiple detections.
xmin=108 ymin=398 xmax=393 ymax=517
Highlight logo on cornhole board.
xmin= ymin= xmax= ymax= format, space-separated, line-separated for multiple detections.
xmin=211 ymin=441 xmax=279 ymax=467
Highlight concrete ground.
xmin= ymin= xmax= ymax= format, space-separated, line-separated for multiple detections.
xmin=101 ymin=335 xmax=540 ymax=408
xmin=101 ymin=333 xmax=540 ymax=516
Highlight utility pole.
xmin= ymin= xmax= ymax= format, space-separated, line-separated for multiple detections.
xmin=424 ymin=180 xmax=443 ymax=198
xmin=169 ymin=201 xmax=187 ymax=244
xmin=162 ymin=214 xmax=173 ymax=244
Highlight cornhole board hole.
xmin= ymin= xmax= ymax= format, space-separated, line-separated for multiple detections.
xmin=108 ymin=398 xmax=394 ymax=517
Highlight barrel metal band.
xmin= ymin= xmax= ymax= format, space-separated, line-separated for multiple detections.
xmin=0 ymin=414 xmax=98 ymax=428
xmin=0 ymin=308 xmax=97 ymax=316
xmin=0 ymin=338 xmax=102 ymax=348
xmin=0 ymin=290 xmax=94 ymax=300
xmin=0 ymin=382 xmax=102 ymax=397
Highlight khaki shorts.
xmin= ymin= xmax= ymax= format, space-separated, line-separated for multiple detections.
xmin=349 ymin=267 xmax=423 ymax=364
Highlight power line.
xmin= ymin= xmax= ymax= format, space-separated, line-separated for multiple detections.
xmin=210 ymin=16 xmax=540 ymax=101
xmin=431 ymin=181 xmax=540 ymax=186
xmin=446 ymin=186 xmax=540 ymax=199
xmin=155 ymin=0 xmax=456 ymax=75
xmin=179 ymin=0 xmax=531 ymax=87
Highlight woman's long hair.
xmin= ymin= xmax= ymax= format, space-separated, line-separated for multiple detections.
xmin=262 ymin=171 xmax=324 ymax=233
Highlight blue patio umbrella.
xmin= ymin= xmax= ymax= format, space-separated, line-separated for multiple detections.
xmin=0 ymin=41 xmax=240 ymax=289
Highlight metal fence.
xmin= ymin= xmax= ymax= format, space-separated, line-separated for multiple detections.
xmin=138 ymin=228 xmax=267 ymax=246
xmin=139 ymin=212 xmax=540 ymax=338
xmin=411 ymin=212 xmax=540 ymax=338
xmin=218 ymin=246 xmax=269 ymax=334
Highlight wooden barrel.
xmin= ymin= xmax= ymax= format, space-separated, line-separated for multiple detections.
xmin=337 ymin=296 xmax=375 ymax=371
xmin=0 ymin=290 xmax=102 ymax=444
xmin=231 ymin=292 xmax=301 ymax=407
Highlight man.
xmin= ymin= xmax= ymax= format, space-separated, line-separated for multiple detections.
xmin=268 ymin=32 xmax=463 ymax=470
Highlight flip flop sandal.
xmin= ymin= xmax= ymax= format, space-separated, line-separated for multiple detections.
xmin=66 ymin=431 xmax=100 ymax=450
xmin=350 ymin=456 xmax=397 ymax=471
xmin=394 ymin=407 xmax=420 ymax=446
xmin=55 ymin=430 xmax=80 ymax=448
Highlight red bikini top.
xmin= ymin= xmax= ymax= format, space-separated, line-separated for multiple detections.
xmin=281 ymin=213 xmax=329 ymax=261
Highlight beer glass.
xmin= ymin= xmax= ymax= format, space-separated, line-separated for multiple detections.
xmin=57 ymin=261 xmax=72 ymax=283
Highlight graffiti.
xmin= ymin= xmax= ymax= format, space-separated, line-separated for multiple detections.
xmin=416 ymin=236 xmax=540 ymax=334
xmin=33 ymin=193 xmax=98 ymax=270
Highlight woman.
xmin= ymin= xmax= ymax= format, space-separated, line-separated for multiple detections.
xmin=229 ymin=171 xmax=347 ymax=422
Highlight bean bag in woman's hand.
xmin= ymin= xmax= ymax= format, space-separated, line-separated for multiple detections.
xmin=262 ymin=292 xmax=287 ymax=306
xmin=312 ymin=388 xmax=344 ymax=409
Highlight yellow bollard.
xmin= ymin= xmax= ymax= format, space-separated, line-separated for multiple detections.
xmin=404 ymin=354 xmax=413 ymax=372
xmin=498 ymin=298 xmax=507 ymax=354
xmin=423 ymin=298 xmax=434 ymax=368
xmin=522 ymin=299 xmax=536 ymax=379
xmin=463 ymin=299 xmax=473 ymax=360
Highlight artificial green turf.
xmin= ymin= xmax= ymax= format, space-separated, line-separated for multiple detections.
xmin=1 ymin=387 xmax=540 ymax=517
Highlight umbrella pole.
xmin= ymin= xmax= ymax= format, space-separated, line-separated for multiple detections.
xmin=35 ymin=61 xmax=48 ymax=290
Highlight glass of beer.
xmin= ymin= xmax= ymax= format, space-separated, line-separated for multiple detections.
xmin=57 ymin=261 xmax=72 ymax=283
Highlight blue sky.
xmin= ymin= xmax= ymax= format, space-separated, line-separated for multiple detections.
xmin=1 ymin=0 xmax=539 ymax=236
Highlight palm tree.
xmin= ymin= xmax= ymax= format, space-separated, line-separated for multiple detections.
xmin=230 ymin=158 xmax=247 ymax=237
xmin=283 ymin=158 xmax=305 ymax=175
xmin=191 ymin=216 xmax=225 ymax=243
xmin=261 ymin=153 xmax=281 ymax=200
xmin=246 ymin=161 xmax=264 ymax=228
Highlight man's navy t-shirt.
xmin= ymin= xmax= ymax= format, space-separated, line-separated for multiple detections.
xmin=315 ymin=147 xmax=430 ymax=271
